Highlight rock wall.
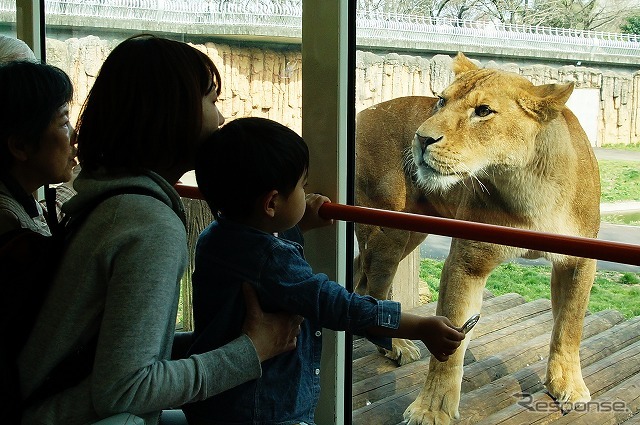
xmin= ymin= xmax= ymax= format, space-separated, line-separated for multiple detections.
xmin=356 ymin=51 xmax=640 ymax=146
xmin=46 ymin=35 xmax=639 ymax=146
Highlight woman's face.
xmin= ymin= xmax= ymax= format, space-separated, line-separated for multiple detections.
xmin=27 ymin=104 xmax=77 ymax=185
xmin=200 ymin=88 xmax=225 ymax=142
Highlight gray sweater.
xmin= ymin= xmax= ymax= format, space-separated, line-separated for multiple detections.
xmin=19 ymin=170 xmax=262 ymax=424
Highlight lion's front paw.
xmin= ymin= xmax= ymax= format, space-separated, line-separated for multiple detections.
xmin=382 ymin=338 xmax=421 ymax=366
xmin=545 ymin=363 xmax=591 ymax=406
xmin=403 ymin=397 xmax=459 ymax=425
xmin=402 ymin=368 xmax=462 ymax=425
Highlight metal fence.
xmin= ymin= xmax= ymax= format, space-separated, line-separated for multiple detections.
xmin=356 ymin=12 xmax=640 ymax=58
xmin=1 ymin=0 xmax=639 ymax=58
xmin=39 ymin=0 xmax=302 ymax=27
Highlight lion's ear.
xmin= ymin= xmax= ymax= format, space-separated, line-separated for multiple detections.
xmin=452 ymin=52 xmax=478 ymax=75
xmin=517 ymin=82 xmax=574 ymax=122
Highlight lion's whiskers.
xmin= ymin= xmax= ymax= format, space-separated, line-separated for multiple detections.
xmin=473 ymin=169 xmax=491 ymax=194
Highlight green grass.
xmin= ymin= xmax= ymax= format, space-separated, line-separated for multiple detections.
xmin=601 ymin=212 xmax=640 ymax=226
xmin=420 ymin=258 xmax=640 ymax=318
xmin=599 ymin=160 xmax=640 ymax=204
xmin=601 ymin=143 xmax=640 ymax=151
xmin=416 ymin=153 xmax=640 ymax=321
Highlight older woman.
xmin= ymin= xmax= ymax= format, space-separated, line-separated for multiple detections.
xmin=0 ymin=60 xmax=76 ymax=237
xmin=0 ymin=35 xmax=37 ymax=63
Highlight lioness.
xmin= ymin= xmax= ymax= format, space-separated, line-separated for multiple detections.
xmin=354 ymin=52 xmax=600 ymax=424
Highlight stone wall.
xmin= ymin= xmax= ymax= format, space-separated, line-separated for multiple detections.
xmin=47 ymin=35 xmax=638 ymax=147
xmin=45 ymin=35 xmax=304 ymax=135
xmin=356 ymin=51 xmax=640 ymax=146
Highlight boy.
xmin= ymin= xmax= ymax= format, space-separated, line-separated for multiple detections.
xmin=185 ymin=117 xmax=465 ymax=425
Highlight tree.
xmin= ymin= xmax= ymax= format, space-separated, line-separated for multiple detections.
xmin=621 ymin=15 xmax=640 ymax=34
xmin=355 ymin=0 xmax=640 ymax=32
xmin=356 ymin=0 xmax=485 ymax=20
xmin=475 ymin=0 xmax=634 ymax=31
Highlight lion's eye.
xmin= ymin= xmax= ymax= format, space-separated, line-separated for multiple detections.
xmin=475 ymin=105 xmax=493 ymax=117
xmin=436 ymin=96 xmax=445 ymax=109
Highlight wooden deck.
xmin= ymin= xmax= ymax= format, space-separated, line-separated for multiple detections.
xmin=351 ymin=292 xmax=640 ymax=425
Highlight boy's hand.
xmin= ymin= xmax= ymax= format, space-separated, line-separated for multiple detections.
xmin=297 ymin=193 xmax=333 ymax=233
xmin=421 ymin=316 xmax=466 ymax=362
xmin=366 ymin=312 xmax=465 ymax=362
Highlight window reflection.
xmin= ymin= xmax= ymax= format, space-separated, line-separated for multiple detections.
xmin=0 ymin=2 xmax=17 ymax=37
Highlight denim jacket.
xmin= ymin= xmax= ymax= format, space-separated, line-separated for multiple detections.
xmin=182 ymin=218 xmax=401 ymax=425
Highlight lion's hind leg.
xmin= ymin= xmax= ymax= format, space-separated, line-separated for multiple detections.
xmin=354 ymin=224 xmax=427 ymax=365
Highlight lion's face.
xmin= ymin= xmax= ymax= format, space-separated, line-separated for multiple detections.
xmin=411 ymin=53 xmax=574 ymax=193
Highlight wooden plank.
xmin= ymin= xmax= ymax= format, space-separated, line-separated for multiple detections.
xmin=354 ymin=387 xmax=424 ymax=425
xmin=352 ymin=297 xmax=544 ymax=409
xmin=466 ymin=303 xmax=554 ymax=361
xmin=466 ymin=317 xmax=640 ymax=425
xmin=351 ymin=314 xmax=640 ymax=425
xmin=469 ymin=338 xmax=640 ymax=425
xmin=352 ymin=300 xmax=554 ymax=419
xmin=352 ymin=335 xmax=379 ymax=361
xmin=461 ymin=309 xmax=624 ymax=393
xmin=580 ymin=329 xmax=640 ymax=397
xmin=351 ymin=290 xmax=504 ymax=363
xmin=551 ymin=372 xmax=640 ymax=425
xmin=621 ymin=412 xmax=640 ymax=424
xmin=352 ymin=293 xmax=530 ymax=383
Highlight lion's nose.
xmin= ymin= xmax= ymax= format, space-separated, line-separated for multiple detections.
xmin=416 ymin=134 xmax=442 ymax=151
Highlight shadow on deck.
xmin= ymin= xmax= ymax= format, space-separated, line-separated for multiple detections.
xmin=352 ymin=291 xmax=640 ymax=425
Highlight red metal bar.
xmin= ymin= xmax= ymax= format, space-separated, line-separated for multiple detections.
xmin=175 ymin=183 xmax=640 ymax=267
xmin=319 ymin=202 xmax=640 ymax=267
xmin=175 ymin=183 xmax=203 ymax=201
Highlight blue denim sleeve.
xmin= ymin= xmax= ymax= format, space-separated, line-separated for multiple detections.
xmin=261 ymin=243 xmax=401 ymax=350
xmin=376 ymin=299 xmax=401 ymax=328
xmin=362 ymin=299 xmax=400 ymax=350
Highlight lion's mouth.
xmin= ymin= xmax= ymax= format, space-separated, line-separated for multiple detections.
xmin=412 ymin=155 xmax=473 ymax=193
xmin=411 ymin=139 xmax=473 ymax=190
xmin=419 ymin=157 xmax=469 ymax=178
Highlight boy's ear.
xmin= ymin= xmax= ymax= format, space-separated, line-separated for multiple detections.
xmin=7 ymin=135 xmax=30 ymax=162
xmin=262 ymin=189 xmax=279 ymax=218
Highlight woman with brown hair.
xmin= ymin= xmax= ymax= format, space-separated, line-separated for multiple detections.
xmin=18 ymin=35 xmax=301 ymax=425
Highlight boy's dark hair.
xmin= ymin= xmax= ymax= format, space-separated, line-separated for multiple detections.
xmin=0 ymin=61 xmax=73 ymax=168
xmin=196 ymin=117 xmax=309 ymax=220
xmin=76 ymin=34 xmax=222 ymax=174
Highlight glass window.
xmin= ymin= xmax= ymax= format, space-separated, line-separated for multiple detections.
xmin=39 ymin=1 xmax=349 ymax=422
xmin=18 ymin=1 xmax=639 ymax=423
xmin=0 ymin=1 xmax=17 ymax=37
xmin=41 ymin=0 xmax=305 ymax=331
xmin=351 ymin=3 xmax=640 ymax=424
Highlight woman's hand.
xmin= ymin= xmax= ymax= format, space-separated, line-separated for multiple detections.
xmin=241 ymin=282 xmax=303 ymax=362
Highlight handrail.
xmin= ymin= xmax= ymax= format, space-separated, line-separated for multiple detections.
xmin=174 ymin=183 xmax=640 ymax=267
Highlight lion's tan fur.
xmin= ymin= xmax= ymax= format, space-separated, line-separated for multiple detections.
xmin=354 ymin=53 xmax=600 ymax=424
